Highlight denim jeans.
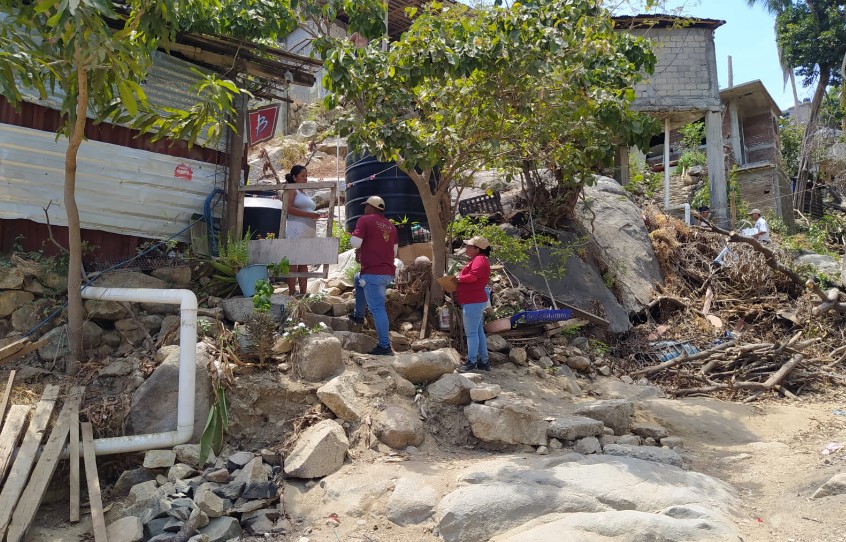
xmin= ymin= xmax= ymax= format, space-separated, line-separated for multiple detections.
xmin=353 ymin=273 xmax=393 ymax=349
xmin=462 ymin=302 xmax=489 ymax=365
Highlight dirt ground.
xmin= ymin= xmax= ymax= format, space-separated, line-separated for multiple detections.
xmin=22 ymin=372 xmax=846 ymax=542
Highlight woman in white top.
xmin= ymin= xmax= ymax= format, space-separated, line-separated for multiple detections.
xmin=284 ymin=165 xmax=327 ymax=296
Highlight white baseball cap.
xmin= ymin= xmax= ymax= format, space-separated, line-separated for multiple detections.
xmin=363 ymin=196 xmax=386 ymax=211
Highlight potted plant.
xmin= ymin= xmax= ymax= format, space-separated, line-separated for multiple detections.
xmin=390 ymin=215 xmax=418 ymax=247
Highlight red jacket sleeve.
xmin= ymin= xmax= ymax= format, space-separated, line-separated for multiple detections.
xmin=459 ymin=255 xmax=489 ymax=283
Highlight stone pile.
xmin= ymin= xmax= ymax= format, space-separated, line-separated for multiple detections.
xmin=108 ymin=445 xmax=289 ymax=542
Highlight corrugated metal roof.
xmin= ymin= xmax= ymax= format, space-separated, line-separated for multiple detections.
xmin=0 ymin=123 xmax=221 ymax=241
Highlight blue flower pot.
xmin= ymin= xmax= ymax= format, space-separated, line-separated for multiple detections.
xmin=235 ymin=264 xmax=268 ymax=297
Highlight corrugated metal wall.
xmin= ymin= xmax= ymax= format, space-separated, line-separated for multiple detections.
xmin=0 ymin=123 xmax=220 ymax=241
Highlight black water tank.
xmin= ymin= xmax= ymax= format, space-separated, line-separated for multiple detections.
xmin=345 ymin=152 xmax=432 ymax=232
xmin=242 ymin=196 xmax=283 ymax=239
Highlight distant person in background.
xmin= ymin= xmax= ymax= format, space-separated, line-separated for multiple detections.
xmin=697 ymin=205 xmax=711 ymax=227
xmin=349 ymin=196 xmax=398 ymax=356
xmin=455 ymin=236 xmax=492 ymax=373
xmin=284 ymin=165 xmax=327 ymax=296
xmin=749 ymin=209 xmax=770 ymax=243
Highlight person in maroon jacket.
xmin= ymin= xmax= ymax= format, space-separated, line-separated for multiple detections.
xmin=349 ymin=196 xmax=398 ymax=355
xmin=454 ymin=236 xmax=492 ymax=372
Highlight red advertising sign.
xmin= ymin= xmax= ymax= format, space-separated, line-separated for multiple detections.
xmin=247 ymin=104 xmax=280 ymax=146
xmin=174 ymin=163 xmax=193 ymax=180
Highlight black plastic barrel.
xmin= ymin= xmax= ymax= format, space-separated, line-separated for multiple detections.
xmin=345 ymin=153 xmax=432 ymax=233
xmin=243 ymin=196 xmax=283 ymax=239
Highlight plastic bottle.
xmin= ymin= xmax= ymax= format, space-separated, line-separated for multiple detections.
xmin=438 ymin=306 xmax=451 ymax=330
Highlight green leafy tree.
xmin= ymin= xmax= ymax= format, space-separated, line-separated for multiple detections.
xmin=779 ymin=117 xmax=802 ymax=175
xmin=316 ymin=0 xmax=658 ymax=295
xmin=0 ymin=0 xmax=247 ymax=367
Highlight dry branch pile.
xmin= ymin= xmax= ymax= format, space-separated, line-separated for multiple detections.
xmin=619 ymin=206 xmax=846 ymax=401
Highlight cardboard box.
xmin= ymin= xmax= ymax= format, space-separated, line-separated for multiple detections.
xmin=398 ymin=241 xmax=433 ymax=264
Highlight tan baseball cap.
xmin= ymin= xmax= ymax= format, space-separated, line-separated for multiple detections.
xmin=464 ymin=236 xmax=490 ymax=250
xmin=749 ymin=208 xmax=762 ymax=215
xmin=363 ymin=196 xmax=386 ymax=210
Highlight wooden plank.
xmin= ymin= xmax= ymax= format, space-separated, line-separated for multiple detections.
xmin=0 ymin=384 xmax=60 ymax=539
xmin=419 ymin=288 xmax=431 ymax=340
xmin=0 ymin=370 xmax=16 ymax=428
xmin=276 ymin=189 xmax=290 ymax=240
xmin=81 ymin=422 xmax=108 ymax=542
xmin=240 ymin=180 xmax=339 ymax=191
xmin=0 ymin=339 xmax=49 ymax=366
xmin=0 ymin=405 xmax=28 ymax=484
xmin=249 ymin=237 xmax=340 ymax=266
xmin=0 ymin=339 xmax=27 ymax=361
xmin=68 ymin=386 xmax=83 ymax=523
xmin=6 ymin=387 xmax=81 ymax=542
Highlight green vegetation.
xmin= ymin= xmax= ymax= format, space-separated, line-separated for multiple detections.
xmin=779 ymin=118 xmax=802 ymax=175
xmin=333 ymin=222 xmax=352 ymax=253
xmin=199 ymin=382 xmax=228 ymax=467
xmin=626 ymin=153 xmax=661 ymax=199
xmin=675 ymin=121 xmax=707 ymax=174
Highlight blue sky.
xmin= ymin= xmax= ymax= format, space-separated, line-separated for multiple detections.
xmin=683 ymin=0 xmax=807 ymax=111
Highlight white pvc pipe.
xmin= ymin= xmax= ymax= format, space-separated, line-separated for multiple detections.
xmin=80 ymin=286 xmax=198 ymax=455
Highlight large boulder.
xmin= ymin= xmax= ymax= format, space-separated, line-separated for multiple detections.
xmin=387 ymin=477 xmax=437 ymax=526
xmin=332 ymin=331 xmax=378 ymax=353
xmin=437 ymin=454 xmax=739 ymax=542
xmin=37 ymin=321 xmax=103 ymax=361
xmin=150 ymin=266 xmax=193 ymax=288
xmin=575 ymin=176 xmax=664 ymax=314
xmin=297 ymin=333 xmax=343 ymax=382
xmin=464 ymin=398 xmax=549 ymax=446
xmin=284 ymin=419 xmax=349 ymax=479
xmin=373 ymin=406 xmax=426 ymax=449
xmin=812 ymin=473 xmax=846 ymax=499
xmin=602 ymin=444 xmax=683 ymax=467
xmin=84 ymin=299 xmax=129 ymax=321
xmin=220 ymin=294 xmax=290 ymax=323
xmin=389 ymin=348 xmax=461 ymax=384
xmin=795 ymin=253 xmax=842 ymax=279
xmin=507 ymin=242 xmax=631 ymax=333
xmin=0 ymin=290 xmax=34 ymax=318
xmin=128 ymin=343 xmax=213 ymax=442
xmin=547 ymin=416 xmax=605 ymax=441
xmin=573 ymin=399 xmax=633 ymax=436
xmin=0 ymin=267 xmax=25 ymax=289
xmin=427 ymin=374 xmax=475 ymax=406
xmin=317 ymin=373 xmax=366 ymax=422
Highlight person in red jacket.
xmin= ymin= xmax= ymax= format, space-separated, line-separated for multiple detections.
xmin=454 ymin=236 xmax=492 ymax=372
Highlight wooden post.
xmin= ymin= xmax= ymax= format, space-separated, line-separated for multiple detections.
xmin=0 ymin=370 xmax=15 ymax=430
xmin=69 ymin=386 xmax=82 ymax=523
xmin=81 ymin=423 xmax=108 ymax=542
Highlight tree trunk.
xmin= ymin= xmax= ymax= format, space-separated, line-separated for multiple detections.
xmin=65 ymin=60 xmax=89 ymax=372
xmin=794 ymin=68 xmax=830 ymax=211
xmin=840 ymin=52 xmax=846 ymax=134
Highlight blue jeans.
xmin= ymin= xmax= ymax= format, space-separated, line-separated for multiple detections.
xmin=353 ymin=273 xmax=392 ymax=349
xmin=462 ymin=302 xmax=489 ymax=365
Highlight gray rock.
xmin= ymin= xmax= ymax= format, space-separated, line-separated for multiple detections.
xmin=37 ymin=321 xmax=102 ymax=360
xmin=226 ymin=451 xmax=254 ymax=471
xmin=566 ymin=356 xmax=591 ymax=371
xmin=242 ymin=481 xmax=277 ymax=500
xmin=145 ymin=518 xmax=170 ymax=538
xmin=220 ymin=294 xmax=289 ymax=323
xmin=127 ymin=480 xmax=159 ymax=508
xmin=597 ymin=365 xmax=612 ymax=376
xmin=389 ymin=348 xmax=461 ymax=384
xmin=284 ymin=419 xmax=349 ymax=478
xmin=508 ymin=348 xmax=528 ymax=365
xmin=232 ymin=456 xmax=270 ymax=486
xmin=574 ymin=436 xmax=602 ymax=455
xmin=631 ymin=423 xmax=669 ymax=440
xmin=197 ymin=486 xmax=225 ymax=518
xmin=575 ymin=177 xmax=664 ymax=314
xmin=617 ymin=434 xmax=642 ymax=446
xmin=812 ymin=473 xmax=846 ymax=499
xmin=536 ymin=356 xmax=554 ymax=369
xmin=214 ymin=481 xmax=245 ymax=501
xmin=141 ymin=314 xmax=164 ymax=335
xmin=486 ymin=335 xmax=510 ymax=353
xmin=102 ymin=330 xmax=122 ymax=348
xmin=99 ymin=359 xmax=132 ymax=377
xmin=644 ymin=437 xmax=657 ymax=446
xmin=573 ymin=399 xmax=633 ymax=436
xmin=129 ymin=343 xmax=213 ymax=442
xmin=174 ymin=444 xmax=215 ymax=468
xmin=198 ymin=516 xmax=242 ymax=542
xmin=548 ymin=438 xmax=563 ymax=450
xmin=661 ymin=436 xmax=684 ymax=449
xmin=333 ymin=331 xmax=378 ymax=353
xmin=9 ymin=301 xmax=43 ymax=332
xmin=0 ymin=290 xmax=34 ymax=318
xmin=411 ymin=337 xmax=450 ymax=351
xmin=795 ymin=253 xmax=842 ymax=278
xmin=373 ymin=406 xmax=426 ymax=449
xmin=317 ymin=373 xmax=366 ymax=422
xmin=387 ymin=478 xmax=437 ymax=526
xmin=527 ymin=345 xmax=548 ymax=359
xmin=536 ymin=446 xmax=550 ymax=455
xmin=84 ymin=299 xmax=129 ymax=321
xmin=106 ymin=516 xmax=144 ymax=542
xmin=167 ymin=464 xmax=196 ymax=481
xmin=113 ymin=468 xmax=156 ymax=498
xmin=489 ymin=351 xmax=509 ymax=365
xmin=0 ymin=267 xmax=24 ymax=289
xmin=243 ymin=514 xmax=275 ymax=535
xmin=547 ymin=416 xmax=605 ymax=441
xmin=464 ymin=400 xmax=549 ymax=446
xmin=115 ymin=318 xmax=148 ymax=346
xmin=602 ymin=444 xmax=683 ymax=467
xmin=151 ymin=266 xmax=193 ymax=288
xmin=205 ymin=468 xmax=230 ymax=483
xmin=469 ymin=384 xmax=501 ymax=402
xmin=427 ymin=374 xmax=475 ymax=406
xmin=144 ymin=450 xmax=176 ymax=469
xmin=297 ymin=333 xmax=343 ymax=382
